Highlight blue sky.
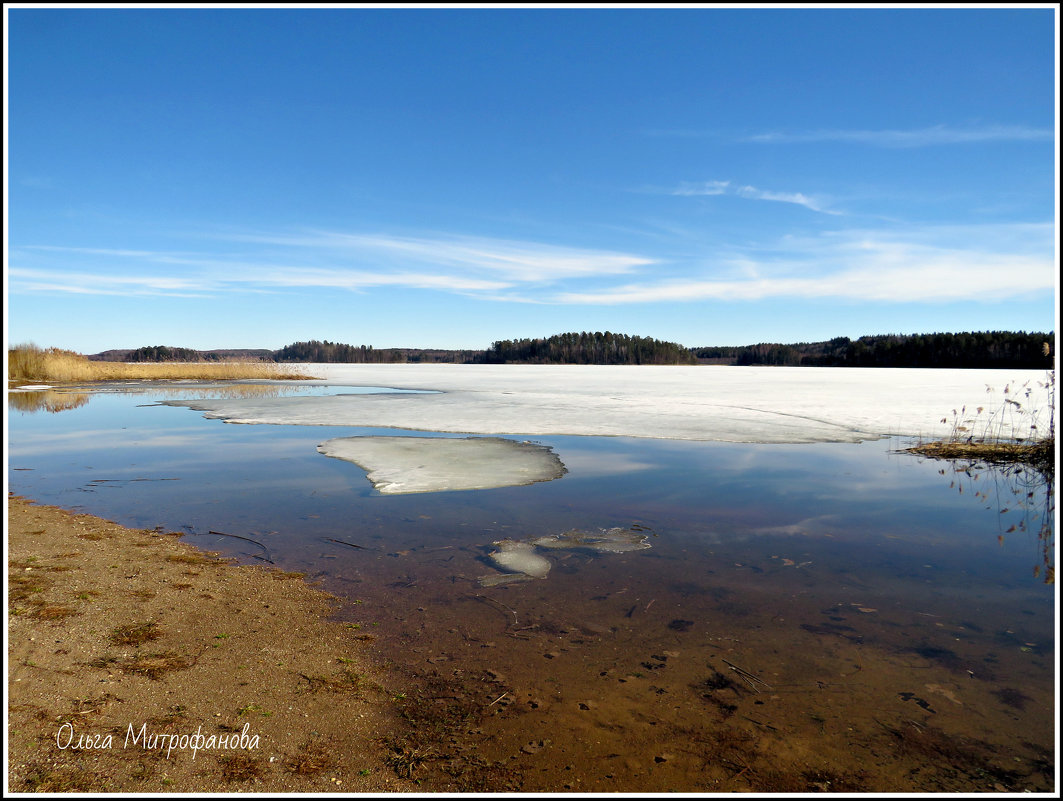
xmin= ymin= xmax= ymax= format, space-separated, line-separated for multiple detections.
xmin=5 ymin=6 xmax=1058 ymax=352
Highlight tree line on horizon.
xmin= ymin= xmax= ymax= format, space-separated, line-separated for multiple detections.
xmin=272 ymin=340 xmax=481 ymax=364
xmin=691 ymin=331 xmax=1054 ymax=369
xmin=89 ymin=330 xmax=1054 ymax=369
xmin=483 ymin=331 xmax=697 ymax=365
xmin=124 ymin=345 xmax=205 ymax=362
xmin=272 ymin=334 xmax=697 ymax=364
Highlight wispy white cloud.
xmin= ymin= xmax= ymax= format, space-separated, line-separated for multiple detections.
xmin=7 ymin=267 xmax=216 ymax=297
xmin=9 ymin=263 xmax=510 ymax=297
xmin=666 ymin=180 xmax=840 ymax=214
xmin=554 ymin=223 xmax=1056 ymax=305
xmin=733 ymin=185 xmax=840 ymax=215
xmin=669 ymin=180 xmax=731 ymax=197
xmin=645 ymin=124 xmax=1052 ymax=147
xmin=11 ymin=223 xmax=1052 ymax=310
xmin=246 ymin=267 xmax=510 ymax=293
xmin=745 ymin=124 xmax=1053 ymax=147
xmin=220 ymin=230 xmax=652 ymax=281
xmin=10 ymin=230 xmax=654 ymax=299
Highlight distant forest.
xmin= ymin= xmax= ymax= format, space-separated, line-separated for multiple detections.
xmin=125 ymin=345 xmax=203 ymax=362
xmin=691 ymin=331 xmax=1054 ymax=369
xmin=88 ymin=330 xmax=1054 ymax=369
xmin=92 ymin=347 xmax=275 ymax=363
xmin=484 ymin=332 xmax=696 ymax=365
xmin=272 ymin=340 xmax=481 ymax=364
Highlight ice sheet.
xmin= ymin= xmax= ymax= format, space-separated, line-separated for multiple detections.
xmin=317 ymin=435 xmax=566 ymax=494
xmin=163 ymin=364 xmax=1053 ymax=444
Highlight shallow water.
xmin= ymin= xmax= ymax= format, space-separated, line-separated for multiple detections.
xmin=7 ymin=382 xmax=1056 ymax=792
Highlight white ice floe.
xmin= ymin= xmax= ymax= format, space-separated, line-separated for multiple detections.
xmin=316 ymin=435 xmax=566 ymax=494
xmin=163 ymin=364 xmax=1054 ymax=445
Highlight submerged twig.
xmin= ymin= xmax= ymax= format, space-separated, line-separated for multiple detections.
xmin=741 ymin=715 xmax=778 ymax=731
xmin=191 ymin=530 xmax=274 ymax=564
xmin=469 ymin=594 xmax=519 ymax=629
xmin=722 ymin=659 xmax=773 ymax=692
xmin=323 ymin=537 xmax=368 ymax=550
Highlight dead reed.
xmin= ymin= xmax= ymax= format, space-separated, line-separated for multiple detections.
xmin=907 ymin=361 xmax=1055 ymax=477
xmin=8 ymin=343 xmax=311 ymax=384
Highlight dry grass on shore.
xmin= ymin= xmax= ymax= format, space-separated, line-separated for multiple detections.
xmin=8 ymin=344 xmax=313 ymax=384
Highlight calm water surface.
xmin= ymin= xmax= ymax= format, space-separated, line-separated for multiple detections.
xmin=7 ymin=382 xmax=1056 ymax=792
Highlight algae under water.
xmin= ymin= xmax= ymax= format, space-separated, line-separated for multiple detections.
xmin=7 ymin=381 xmax=1056 ymax=792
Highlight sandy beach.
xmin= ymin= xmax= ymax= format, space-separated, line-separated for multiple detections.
xmin=6 ymin=495 xmax=414 ymax=793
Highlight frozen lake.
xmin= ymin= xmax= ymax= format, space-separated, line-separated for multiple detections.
xmin=6 ymin=366 xmax=1056 ymax=792
xmin=158 ymin=363 xmax=1055 ymax=443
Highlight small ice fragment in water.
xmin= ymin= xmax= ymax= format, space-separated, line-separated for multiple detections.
xmin=478 ymin=527 xmax=651 ymax=587
xmin=487 ymin=540 xmax=552 ymax=579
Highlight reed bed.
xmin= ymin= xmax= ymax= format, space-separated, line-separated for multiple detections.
xmin=907 ymin=438 xmax=1053 ymax=474
xmin=8 ymin=344 xmax=312 ymax=384
xmin=907 ymin=362 xmax=1055 ymax=477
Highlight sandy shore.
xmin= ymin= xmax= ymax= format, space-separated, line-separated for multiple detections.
xmin=6 ymin=495 xmax=414 ymax=793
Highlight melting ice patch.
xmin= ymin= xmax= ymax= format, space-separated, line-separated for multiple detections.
xmin=531 ymin=527 xmax=653 ymax=554
xmin=317 ymin=436 xmax=566 ymax=494
xmin=486 ymin=540 xmax=553 ymax=581
xmin=481 ymin=527 xmax=652 ymax=586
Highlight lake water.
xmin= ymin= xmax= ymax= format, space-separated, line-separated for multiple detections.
xmin=6 ymin=375 xmax=1056 ymax=792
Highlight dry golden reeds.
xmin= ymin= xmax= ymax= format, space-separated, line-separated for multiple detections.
xmin=8 ymin=343 xmax=312 ymax=384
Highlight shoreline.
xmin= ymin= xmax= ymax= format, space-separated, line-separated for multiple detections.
xmin=6 ymin=494 xmax=413 ymax=793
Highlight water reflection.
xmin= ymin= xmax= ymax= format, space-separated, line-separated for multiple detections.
xmin=927 ymin=456 xmax=1055 ymax=584
xmin=7 ymin=389 xmax=92 ymax=413
xmin=7 ymin=381 xmax=436 ymax=414
xmin=7 ymin=382 xmax=322 ymax=414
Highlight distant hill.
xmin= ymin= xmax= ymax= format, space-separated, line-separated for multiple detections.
xmin=690 ymin=331 xmax=1054 ymax=369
